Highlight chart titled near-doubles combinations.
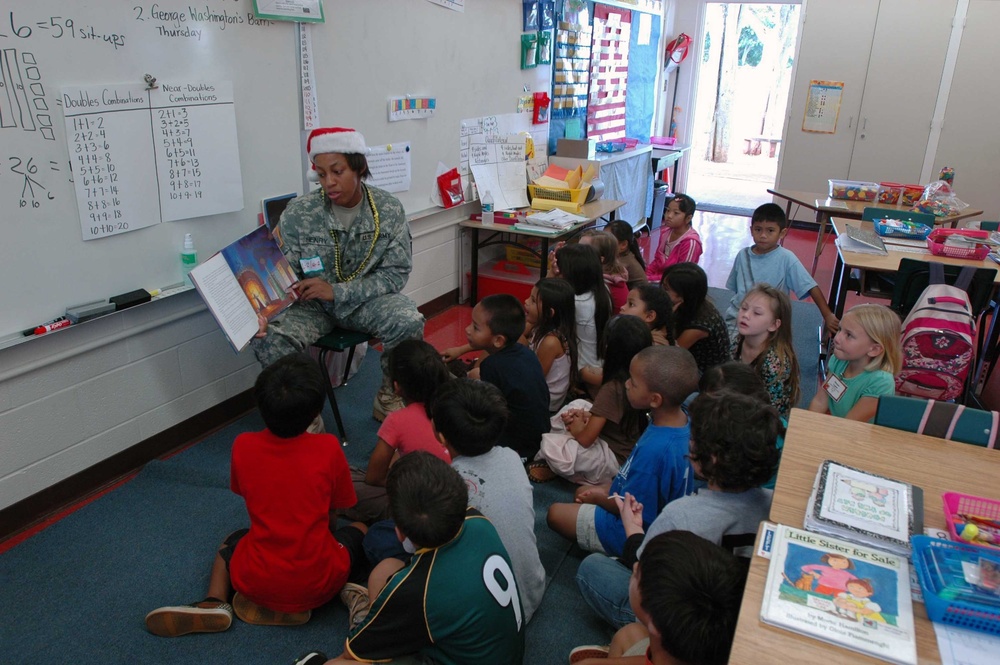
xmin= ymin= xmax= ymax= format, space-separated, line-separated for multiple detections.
xmin=62 ymin=80 xmax=243 ymax=241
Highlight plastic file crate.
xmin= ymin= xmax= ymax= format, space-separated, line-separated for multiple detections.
xmin=467 ymin=260 xmax=538 ymax=303
xmin=528 ymin=184 xmax=590 ymax=212
xmin=912 ymin=535 xmax=1000 ymax=636
xmin=944 ymin=492 xmax=1000 ymax=551
xmin=874 ymin=218 xmax=932 ymax=240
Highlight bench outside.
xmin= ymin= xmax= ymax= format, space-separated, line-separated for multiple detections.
xmin=743 ymin=136 xmax=782 ymax=158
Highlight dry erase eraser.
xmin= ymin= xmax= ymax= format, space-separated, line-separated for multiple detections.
xmin=109 ymin=289 xmax=152 ymax=311
xmin=66 ymin=300 xmax=116 ymax=323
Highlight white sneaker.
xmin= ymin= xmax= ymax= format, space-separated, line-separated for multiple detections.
xmin=339 ymin=582 xmax=371 ymax=629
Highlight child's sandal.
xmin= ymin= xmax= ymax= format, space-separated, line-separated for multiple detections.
xmin=526 ymin=461 xmax=556 ymax=483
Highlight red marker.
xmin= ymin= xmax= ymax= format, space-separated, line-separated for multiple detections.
xmin=34 ymin=319 xmax=72 ymax=335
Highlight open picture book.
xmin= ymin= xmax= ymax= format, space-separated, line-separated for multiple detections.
xmin=189 ymin=224 xmax=298 ymax=352
xmin=761 ymin=525 xmax=916 ymax=665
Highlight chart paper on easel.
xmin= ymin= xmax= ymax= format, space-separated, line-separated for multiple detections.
xmin=469 ymin=133 xmax=529 ymax=211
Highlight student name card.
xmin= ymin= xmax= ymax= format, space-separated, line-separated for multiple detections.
xmin=63 ymin=80 xmax=243 ymax=241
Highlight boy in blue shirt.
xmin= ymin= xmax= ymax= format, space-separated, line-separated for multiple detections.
xmin=465 ymin=294 xmax=550 ymax=462
xmin=546 ymin=346 xmax=699 ymax=557
xmin=725 ymin=203 xmax=839 ymax=338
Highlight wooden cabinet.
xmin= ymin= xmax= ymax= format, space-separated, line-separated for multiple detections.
xmin=777 ymin=0 xmax=956 ymax=193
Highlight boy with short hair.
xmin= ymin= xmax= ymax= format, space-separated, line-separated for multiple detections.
xmin=432 ymin=378 xmax=547 ymax=623
xmin=546 ymin=346 xmax=699 ymax=558
xmin=575 ymin=389 xmax=780 ymax=629
xmin=466 ymin=293 xmax=550 ymax=461
xmin=145 ymin=352 xmax=367 ymax=637
xmin=725 ymin=202 xmax=839 ymax=337
xmin=295 ymin=452 xmax=525 ymax=665
xmin=570 ymin=531 xmax=748 ymax=665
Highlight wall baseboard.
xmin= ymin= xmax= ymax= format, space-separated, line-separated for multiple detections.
xmin=0 ymin=389 xmax=256 ymax=543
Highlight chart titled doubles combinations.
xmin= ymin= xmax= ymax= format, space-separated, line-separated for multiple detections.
xmin=62 ymin=81 xmax=243 ymax=241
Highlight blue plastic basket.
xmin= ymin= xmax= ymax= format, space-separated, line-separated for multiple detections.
xmin=874 ymin=218 xmax=932 ymax=240
xmin=912 ymin=535 xmax=1000 ymax=636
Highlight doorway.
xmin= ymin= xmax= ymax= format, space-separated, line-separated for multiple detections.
xmin=684 ymin=3 xmax=800 ymax=216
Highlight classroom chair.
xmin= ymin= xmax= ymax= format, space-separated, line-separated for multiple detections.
xmin=875 ymin=395 xmax=998 ymax=449
xmin=312 ymin=328 xmax=374 ymax=443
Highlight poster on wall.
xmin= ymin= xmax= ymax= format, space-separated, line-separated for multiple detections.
xmin=802 ymin=80 xmax=844 ymax=134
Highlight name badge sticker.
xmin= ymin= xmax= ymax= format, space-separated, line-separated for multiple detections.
xmin=300 ymin=256 xmax=324 ymax=276
xmin=823 ymin=374 xmax=848 ymax=402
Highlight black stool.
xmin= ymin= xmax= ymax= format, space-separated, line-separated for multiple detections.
xmin=312 ymin=328 xmax=372 ymax=443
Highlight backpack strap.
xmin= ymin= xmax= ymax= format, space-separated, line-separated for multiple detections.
xmin=953 ymin=265 xmax=977 ymax=292
xmin=929 ymin=261 xmax=945 ymax=286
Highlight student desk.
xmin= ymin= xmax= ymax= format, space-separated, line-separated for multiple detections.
xmin=648 ymin=143 xmax=691 ymax=191
xmin=826 ymin=217 xmax=1000 ymax=319
xmin=460 ymin=198 xmax=625 ymax=305
xmin=766 ymin=188 xmax=984 ymax=275
xmin=730 ymin=409 xmax=1000 ymax=664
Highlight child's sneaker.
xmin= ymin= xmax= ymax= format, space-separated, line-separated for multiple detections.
xmin=339 ymin=582 xmax=371 ymax=629
xmin=144 ymin=598 xmax=233 ymax=637
xmin=232 ymin=591 xmax=311 ymax=626
xmin=569 ymin=644 xmax=610 ymax=663
xmin=293 ymin=652 xmax=329 ymax=665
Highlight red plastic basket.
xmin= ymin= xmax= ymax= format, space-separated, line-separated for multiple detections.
xmin=927 ymin=229 xmax=991 ymax=260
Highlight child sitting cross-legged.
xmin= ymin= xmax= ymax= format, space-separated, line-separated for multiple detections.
xmin=575 ymin=389 xmax=780 ymax=630
xmin=294 ymin=452 xmax=525 ymax=665
xmin=432 ymin=378 xmax=547 ymax=623
xmin=546 ymin=345 xmax=699 ymax=558
xmin=530 ymin=315 xmax=653 ymax=485
xmin=523 ymin=277 xmax=579 ymax=412
xmin=145 ymin=353 xmax=368 ymax=637
xmin=465 ymin=293 xmax=551 ymax=462
xmin=342 ymin=339 xmax=452 ymax=524
xmin=605 ymin=219 xmax=647 ymax=291
xmin=569 ymin=531 xmax=748 ymax=665
xmin=660 ymin=262 xmax=731 ymax=375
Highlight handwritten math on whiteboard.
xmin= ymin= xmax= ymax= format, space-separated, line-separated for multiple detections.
xmin=62 ymin=80 xmax=244 ymax=240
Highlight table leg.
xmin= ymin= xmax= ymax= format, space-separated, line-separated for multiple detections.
xmin=470 ymin=227 xmax=480 ymax=305
xmin=810 ymin=210 xmax=830 ymax=275
xmin=540 ymin=238 xmax=549 ymax=279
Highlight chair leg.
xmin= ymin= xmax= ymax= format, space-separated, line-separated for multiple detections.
xmin=341 ymin=344 xmax=359 ymax=386
xmin=317 ymin=348 xmax=348 ymax=443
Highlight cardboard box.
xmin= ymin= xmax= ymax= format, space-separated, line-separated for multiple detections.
xmin=556 ymin=138 xmax=596 ymax=160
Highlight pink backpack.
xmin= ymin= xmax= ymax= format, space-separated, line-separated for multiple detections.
xmin=896 ymin=263 xmax=977 ymax=401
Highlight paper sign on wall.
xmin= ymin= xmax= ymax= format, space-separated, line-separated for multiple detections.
xmin=803 ymin=80 xmax=844 ymax=134
xmin=388 ymin=96 xmax=436 ymax=122
xmin=366 ymin=143 xmax=412 ymax=194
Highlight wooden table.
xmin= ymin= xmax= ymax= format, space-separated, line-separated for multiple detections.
xmin=826 ymin=217 xmax=1000 ymax=319
xmin=730 ymin=409 xmax=1000 ymax=664
xmin=767 ymin=188 xmax=984 ymax=274
xmin=459 ymin=198 xmax=625 ymax=305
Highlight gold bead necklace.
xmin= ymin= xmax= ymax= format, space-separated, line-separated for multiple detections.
xmin=329 ymin=186 xmax=380 ymax=283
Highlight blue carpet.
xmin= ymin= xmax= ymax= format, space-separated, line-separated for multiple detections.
xmin=0 ymin=350 xmax=610 ymax=664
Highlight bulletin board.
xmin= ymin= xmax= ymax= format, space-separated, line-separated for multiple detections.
xmin=0 ymin=0 xmax=550 ymax=340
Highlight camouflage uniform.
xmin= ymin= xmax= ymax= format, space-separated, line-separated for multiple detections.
xmin=252 ymin=184 xmax=424 ymax=370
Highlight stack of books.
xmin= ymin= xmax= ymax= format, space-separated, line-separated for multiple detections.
xmin=760 ymin=461 xmax=922 ymax=664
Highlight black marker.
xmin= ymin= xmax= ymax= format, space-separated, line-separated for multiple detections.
xmin=23 ymin=316 xmax=66 ymax=336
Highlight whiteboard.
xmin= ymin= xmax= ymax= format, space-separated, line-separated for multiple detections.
xmin=1 ymin=0 xmax=551 ymax=340
xmin=307 ymin=0 xmax=552 ymax=215
xmin=1 ymin=0 xmax=302 ymax=339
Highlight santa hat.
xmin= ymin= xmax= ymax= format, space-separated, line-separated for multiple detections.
xmin=306 ymin=127 xmax=366 ymax=182
xmin=307 ymin=127 xmax=367 ymax=160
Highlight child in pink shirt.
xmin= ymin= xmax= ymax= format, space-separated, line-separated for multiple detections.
xmin=646 ymin=194 xmax=701 ymax=284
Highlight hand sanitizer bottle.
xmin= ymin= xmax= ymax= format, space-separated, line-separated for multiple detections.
xmin=481 ymin=190 xmax=494 ymax=226
xmin=181 ymin=233 xmax=197 ymax=285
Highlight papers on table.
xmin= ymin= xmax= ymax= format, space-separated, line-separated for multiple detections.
xmin=524 ymin=209 xmax=588 ymax=229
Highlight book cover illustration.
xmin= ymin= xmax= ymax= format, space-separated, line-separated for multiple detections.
xmin=219 ymin=225 xmax=298 ymax=320
xmin=762 ymin=526 xmax=916 ymax=664
xmin=806 ymin=461 xmax=920 ymax=554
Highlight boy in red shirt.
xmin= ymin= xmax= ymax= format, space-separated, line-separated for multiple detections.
xmin=145 ymin=352 xmax=368 ymax=637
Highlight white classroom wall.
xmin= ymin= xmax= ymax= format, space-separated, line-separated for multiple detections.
xmin=3 ymin=0 xmax=989 ymax=514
